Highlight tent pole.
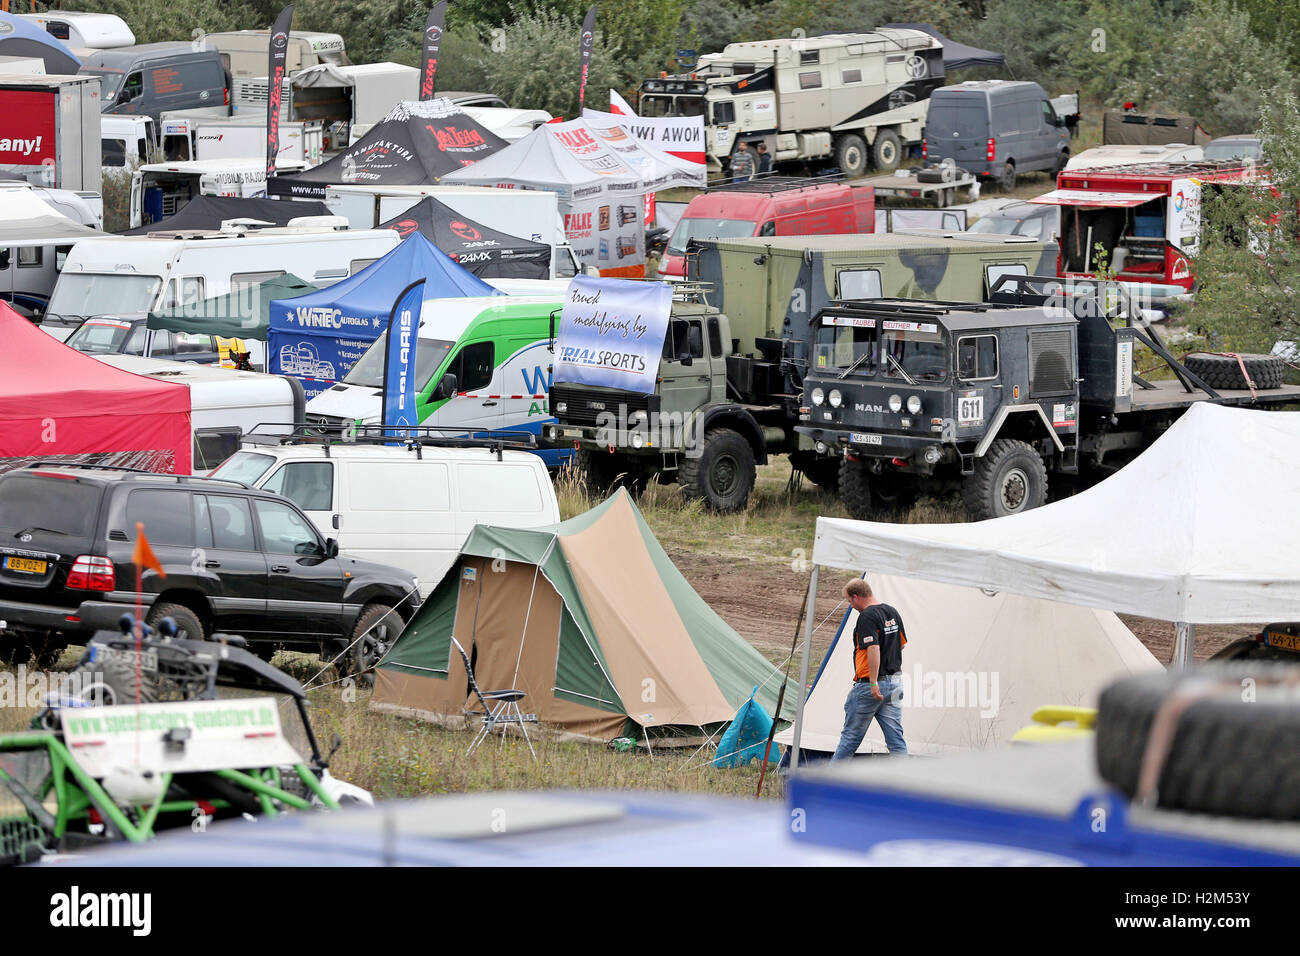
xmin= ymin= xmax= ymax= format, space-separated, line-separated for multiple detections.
xmin=1173 ymin=622 xmax=1195 ymax=669
xmin=790 ymin=564 xmax=819 ymax=771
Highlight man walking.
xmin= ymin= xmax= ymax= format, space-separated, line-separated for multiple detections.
xmin=755 ymin=141 xmax=773 ymax=175
xmin=731 ymin=140 xmax=756 ymax=182
xmin=831 ymin=578 xmax=908 ymax=760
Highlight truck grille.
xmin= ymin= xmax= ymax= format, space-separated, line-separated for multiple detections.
xmin=1029 ymin=330 xmax=1075 ymax=394
xmin=550 ymin=385 xmax=653 ymax=428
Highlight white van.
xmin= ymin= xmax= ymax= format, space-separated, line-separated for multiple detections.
xmin=92 ymin=354 xmax=306 ymax=472
xmin=209 ymin=439 xmax=560 ymax=594
xmin=41 ymin=225 xmax=400 ymax=340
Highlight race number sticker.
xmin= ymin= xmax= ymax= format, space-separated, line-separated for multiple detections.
xmin=957 ymin=390 xmax=984 ymax=426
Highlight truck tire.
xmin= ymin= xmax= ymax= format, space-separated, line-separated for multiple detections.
xmin=871 ymin=130 xmax=901 ymax=172
xmin=71 ymin=653 xmax=159 ymax=706
xmin=834 ymin=134 xmax=868 ymax=177
xmin=576 ymin=448 xmax=648 ymax=496
xmin=146 ymin=602 xmax=205 ymax=642
xmin=1182 ymin=352 xmax=1285 ymax=390
xmin=998 ymin=161 xmax=1017 ymax=191
xmin=1096 ymin=663 xmax=1300 ymax=819
xmin=838 ymin=457 xmax=873 ymax=519
xmin=793 ymin=454 xmax=841 ymax=492
xmin=679 ymin=428 xmax=755 ymax=513
xmin=963 ymin=438 xmax=1047 ymax=520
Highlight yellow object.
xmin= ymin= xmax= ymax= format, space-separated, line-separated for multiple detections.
xmin=1011 ymin=705 xmax=1098 ymax=743
xmin=216 ymin=336 xmax=248 ymax=367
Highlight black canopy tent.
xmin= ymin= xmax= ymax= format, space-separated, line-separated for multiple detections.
xmin=378 ymin=196 xmax=550 ymax=280
xmin=883 ymin=23 xmax=1008 ymax=73
xmin=120 ymin=196 xmax=331 ymax=235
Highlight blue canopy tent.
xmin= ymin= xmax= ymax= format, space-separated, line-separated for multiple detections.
xmin=0 ymin=12 xmax=82 ymax=74
xmin=268 ymin=233 xmax=501 ymax=398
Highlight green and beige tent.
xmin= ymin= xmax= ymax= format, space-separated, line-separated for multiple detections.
xmin=147 ymin=273 xmax=318 ymax=340
xmin=372 ymin=490 xmax=784 ymax=742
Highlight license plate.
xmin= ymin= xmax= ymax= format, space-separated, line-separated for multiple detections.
xmin=94 ymin=644 xmax=159 ymax=671
xmin=850 ymin=433 xmax=883 ymax=445
xmin=4 ymin=557 xmax=46 ymax=574
xmin=1265 ymin=630 xmax=1300 ymax=653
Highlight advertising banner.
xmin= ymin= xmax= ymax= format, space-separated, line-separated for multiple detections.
xmin=1167 ymin=177 xmax=1202 ymax=256
xmin=419 ymin=1 xmax=448 ymax=101
xmin=554 ymin=275 xmax=670 ymax=393
xmin=578 ymin=5 xmax=596 ymax=113
xmin=269 ymin=298 xmax=382 ymax=399
xmin=0 ymin=89 xmax=56 ymax=168
xmin=587 ymin=102 xmax=706 ymax=165
xmin=563 ymin=194 xmax=644 ymax=276
xmin=265 ymin=4 xmax=294 ymax=177
xmin=381 ymin=279 xmax=425 ymax=434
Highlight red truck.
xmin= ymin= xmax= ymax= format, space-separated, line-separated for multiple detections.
xmin=657 ymin=177 xmax=874 ymax=278
xmin=1027 ymin=159 xmax=1259 ymax=311
xmin=0 ymin=74 xmax=102 ymax=194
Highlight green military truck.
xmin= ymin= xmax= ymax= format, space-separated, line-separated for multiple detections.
xmin=543 ymin=234 xmax=1056 ymax=512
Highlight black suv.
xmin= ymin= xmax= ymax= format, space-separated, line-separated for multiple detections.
xmin=0 ymin=465 xmax=419 ymax=675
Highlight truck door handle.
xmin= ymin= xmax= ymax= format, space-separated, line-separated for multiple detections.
xmin=697 ymin=375 xmax=710 ymax=383
xmin=271 ymin=565 xmax=290 ymax=574
xmin=989 ymin=384 xmax=1004 ymax=390
xmin=481 ymin=400 xmax=497 ymax=407
xmin=204 ymin=560 xmax=221 ymax=569
xmin=332 ymin=514 xmax=340 ymax=530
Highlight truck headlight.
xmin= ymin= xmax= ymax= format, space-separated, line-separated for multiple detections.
xmin=907 ymin=395 xmax=922 ymax=415
xmin=556 ymin=401 xmax=567 ymax=414
xmin=923 ymin=446 xmax=942 ymax=465
xmin=811 ymin=387 xmax=825 ymax=406
xmin=828 ymin=389 xmax=843 ymax=408
xmin=631 ymin=432 xmax=646 ymax=449
xmin=888 ymin=394 xmax=903 ymax=413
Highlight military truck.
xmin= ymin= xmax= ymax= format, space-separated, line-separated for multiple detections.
xmin=797 ymin=276 xmax=1300 ymax=520
xmin=637 ymin=29 xmax=945 ymax=176
xmin=543 ymin=235 xmax=1056 ymax=511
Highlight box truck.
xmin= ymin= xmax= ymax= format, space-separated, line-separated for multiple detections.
xmin=0 ymin=73 xmax=101 ymax=193
xmin=160 ymin=115 xmax=324 ymax=165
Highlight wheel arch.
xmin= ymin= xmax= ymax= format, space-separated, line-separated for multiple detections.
xmin=699 ymin=406 xmax=768 ymax=465
xmin=974 ymin=405 xmax=1062 ymax=459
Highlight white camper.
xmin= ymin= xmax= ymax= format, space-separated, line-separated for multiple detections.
xmin=16 ymin=11 xmax=135 ymax=50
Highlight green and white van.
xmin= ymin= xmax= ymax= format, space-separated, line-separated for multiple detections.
xmin=303 ymin=295 xmax=572 ymax=467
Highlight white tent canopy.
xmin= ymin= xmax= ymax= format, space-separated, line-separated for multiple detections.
xmin=812 ymin=405 xmax=1300 ymax=627
xmin=0 ymin=190 xmax=101 ymax=243
xmin=777 ymin=573 xmax=1161 ymax=756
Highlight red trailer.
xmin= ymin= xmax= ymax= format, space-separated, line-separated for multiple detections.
xmin=1027 ymin=159 xmax=1260 ymax=311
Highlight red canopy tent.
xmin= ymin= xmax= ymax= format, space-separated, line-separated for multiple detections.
xmin=0 ymin=303 xmax=192 ymax=474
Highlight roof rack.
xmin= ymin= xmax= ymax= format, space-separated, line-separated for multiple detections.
xmin=241 ymin=423 xmax=539 ymax=461
xmin=823 ymin=298 xmax=1008 ymax=318
xmin=705 ymin=173 xmax=847 ymax=194
xmin=22 ymin=461 xmax=251 ymax=489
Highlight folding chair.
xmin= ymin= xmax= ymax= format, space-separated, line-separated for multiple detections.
xmin=450 ymin=637 xmax=537 ymax=760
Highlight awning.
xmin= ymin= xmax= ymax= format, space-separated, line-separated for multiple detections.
xmin=1028 ymin=189 xmax=1155 ymax=208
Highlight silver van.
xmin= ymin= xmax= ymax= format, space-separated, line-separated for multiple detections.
xmin=924 ymin=80 xmax=1069 ymax=190
xmin=79 ymin=43 xmax=230 ymax=122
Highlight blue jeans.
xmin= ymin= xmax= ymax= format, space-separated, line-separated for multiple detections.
xmin=831 ymin=676 xmax=907 ymax=760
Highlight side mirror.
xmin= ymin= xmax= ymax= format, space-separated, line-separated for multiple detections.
xmin=678 ymin=352 xmax=694 ymax=368
xmin=433 ymin=373 xmax=458 ymax=401
xmin=325 ymin=537 xmax=340 ymax=559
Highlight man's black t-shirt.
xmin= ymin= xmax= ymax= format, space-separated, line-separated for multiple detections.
xmin=852 ymin=602 xmax=905 ymax=679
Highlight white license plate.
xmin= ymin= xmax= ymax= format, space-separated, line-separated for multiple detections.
xmin=850 ymin=433 xmax=883 ymax=445
xmin=94 ymin=645 xmax=158 ymax=672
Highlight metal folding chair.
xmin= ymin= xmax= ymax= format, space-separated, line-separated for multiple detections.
xmin=450 ymin=636 xmax=537 ymax=760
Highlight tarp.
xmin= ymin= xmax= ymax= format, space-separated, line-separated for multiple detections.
xmin=776 ymin=573 xmax=1160 ymax=757
xmin=713 ymin=689 xmax=781 ymax=767
xmin=0 ymin=190 xmax=102 ymax=243
xmin=883 ymin=23 xmax=1005 ymax=71
xmin=267 ymin=232 xmax=499 ymax=397
xmin=0 ymin=11 xmax=81 ymax=74
xmin=378 ymin=195 xmax=549 ymax=279
xmin=0 ymin=302 xmax=190 ymax=473
xmin=1103 ymin=110 xmax=1212 ymax=147
xmin=1028 ymin=188 xmax=1154 ymax=208
xmin=373 ymin=490 xmax=784 ymax=742
xmin=811 ymin=404 xmax=1300 ymax=625
xmin=149 ymin=273 xmax=317 ymax=339
xmin=267 ymin=98 xmax=509 ymax=201
xmin=121 ymin=195 xmax=331 ymax=235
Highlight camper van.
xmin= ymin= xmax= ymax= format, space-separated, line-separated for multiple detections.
xmin=41 ymin=227 xmax=401 ymax=341
xmin=129 ymin=159 xmax=310 ymax=229
xmin=304 ymin=295 xmax=574 ymax=468
xmin=204 ymin=30 xmax=348 ymax=77
xmin=209 ymin=438 xmax=560 ymax=595
xmin=17 ymin=11 xmax=135 ymax=50
xmin=92 ymin=354 xmax=306 ymax=472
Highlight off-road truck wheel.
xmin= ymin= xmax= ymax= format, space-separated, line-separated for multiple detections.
xmin=339 ymin=603 xmax=403 ymax=689
xmin=147 ymin=602 xmax=205 ymax=642
xmin=791 ymin=453 xmax=841 ymax=492
xmin=834 ymin=134 xmax=868 ymax=177
xmin=999 ymin=160 xmax=1017 ymax=191
xmin=575 ymin=448 xmax=648 ymax=495
xmin=1182 ymin=352 xmax=1285 ymax=390
xmin=963 ymin=438 xmax=1047 ymax=520
xmin=838 ymin=457 xmax=874 ymax=519
xmin=870 ymin=130 xmax=901 ymax=172
xmin=868 ymin=468 xmax=918 ymax=515
xmin=1096 ymin=663 xmax=1300 ymax=819
xmin=71 ymin=652 xmax=159 ymax=706
xmin=679 ymin=427 xmax=755 ymax=513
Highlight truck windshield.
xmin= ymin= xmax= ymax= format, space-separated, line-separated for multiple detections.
xmin=343 ymin=333 xmax=455 ymax=390
xmin=640 ymin=94 xmax=706 ymax=118
xmin=81 ymin=67 xmax=125 ymax=100
xmin=813 ymin=322 xmax=949 ymax=382
xmin=46 ymin=274 xmax=165 ymax=325
xmin=814 ymin=324 xmax=876 ymax=376
xmin=881 ymin=326 xmax=949 ymax=382
xmin=666 ymin=217 xmax=758 ymax=257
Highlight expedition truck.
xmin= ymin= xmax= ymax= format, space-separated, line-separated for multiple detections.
xmin=796 ymin=276 xmax=1300 ymax=521
xmin=544 ymin=233 xmax=1055 ymax=511
xmin=637 ymin=28 xmax=945 ymax=177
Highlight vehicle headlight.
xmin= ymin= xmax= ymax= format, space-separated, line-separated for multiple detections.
xmin=811 ymin=387 xmax=825 ymax=406
xmin=888 ymin=394 xmax=903 ymax=413
xmin=907 ymin=395 xmax=922 ymax=415
xmin=556 ymin=401 xmax=567 ymax=414
xmin=828 ymin=389 xmax=843 ymax=408
xmin=631 ymin=432 xmax=645 ymax=448
xmin=630 ymin=410 xmax=648 ymax=426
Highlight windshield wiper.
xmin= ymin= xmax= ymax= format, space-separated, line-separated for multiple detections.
xmin=837 ymin=353 xmax=873 ymax=380
xmin=15 ymin=527 xmax=67 ymax=538
xmin=884 ymin=352 xmax=918 ymax=386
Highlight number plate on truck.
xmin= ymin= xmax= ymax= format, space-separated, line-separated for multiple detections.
xmin=850 ymin=433 xmax=883 ymax=445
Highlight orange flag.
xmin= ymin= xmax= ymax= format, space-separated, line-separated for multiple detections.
xmin=133 ymin=522 xmax=166 ymax=578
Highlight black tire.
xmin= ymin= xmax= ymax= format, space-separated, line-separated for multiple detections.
xmin=999 ymin=160 xmax=1017 ymax=191
xmin=868 ymin=468 xmax=918 ymax=515
xmin=1182 ymin=352 xmax=1284 ymax=390
xmin=834 ymin=133 xmax=868 ymax=177
xmin=71 ymin=653 xmax=159 ymax=706
xmin=963 ymin=438 xmax=1048 ymax=520
xmin=146 ymin=602 xmax=205 ymax=642
xmin=342 ymin=603 xmax=403 ymax=689
xmin=838 ymin=457 xmax=873 ymax=520
xmin=1052 ymin=150 xmax=1069 ymax=176
xmin=1096 ymin=663 xmax=1300 ymax=820
xmin=792 ymin=454 xmax=841 ymax=492
xmin=678 ymin=427 xmax=755 ymax=513
xmin=871 ymin=130 xmax=901 ymax=172
xmin=575 ymin=448 xmax=648 ymax=496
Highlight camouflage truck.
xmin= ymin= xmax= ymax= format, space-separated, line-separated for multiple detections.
xmin=544 ymin=234 xmax=1056 ymax=512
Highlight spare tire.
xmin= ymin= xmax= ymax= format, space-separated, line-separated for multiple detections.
xmin=1096 ymin=663 xmax=1300 ymax=819
xmin=71 ymin=653 xmax=159 ymax=707
xmin=1182 ymin=352 xmax=1285 ymax=390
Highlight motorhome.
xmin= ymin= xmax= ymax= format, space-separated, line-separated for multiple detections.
xmin=204 ymin=30 xmax=348 ymax=77
xmin=17 ymin=11 xmax=135 ymax=50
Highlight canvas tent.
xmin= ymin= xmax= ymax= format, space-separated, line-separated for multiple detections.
xmin=373 ymin=490 xmax=784 ymax=742
xmin=121 ymin=196 xmax=331 ymax=235
xmin=1103 ymin=110 xmax=1211 ymax=146
xmin=378 ymin=196 xmax=550 ymax=280
xmin=776 ymin=573 xmax=1160 ymax=758
xmin=883 ymin=23 xmax=1006 ymax=71
xmin=267 ymin=232 xmax=500 ymax=398
xmin=267 ymin=98 xmax=509 ymax=201
xmin=148 ymin=274 xmax=317 ymax=340
xmin=442 ymin=117 xmax=705 ymax=277
xmin=0 ymin=302 xmax=190 ymax=474
xmin=0 ymin=12 xmax=81 ymax=74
